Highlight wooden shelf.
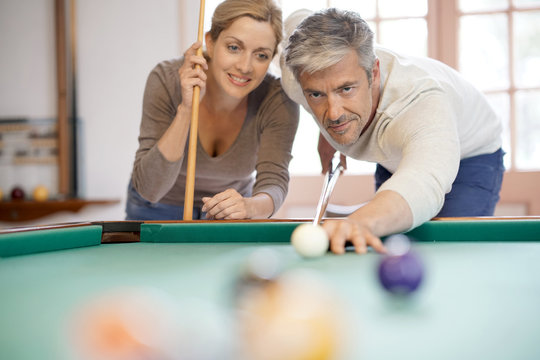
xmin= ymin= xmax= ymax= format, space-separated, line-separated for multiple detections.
xmin=0 ymin=199 xmax=119 ymax=222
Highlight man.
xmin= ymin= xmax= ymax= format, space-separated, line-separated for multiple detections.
xmin=282 ymin=8 xmax=504 ymax=254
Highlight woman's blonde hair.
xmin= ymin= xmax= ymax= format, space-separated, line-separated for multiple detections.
xmin=209 ymin=0 xmax=282 ymax=55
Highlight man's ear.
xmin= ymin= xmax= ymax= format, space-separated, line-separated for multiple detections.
xmin=371 ymin=58 xmax=380 ymax=85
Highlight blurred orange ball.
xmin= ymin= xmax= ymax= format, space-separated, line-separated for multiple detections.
xmin=237 ymin=269 xmax=347 ymax=360
xmin=33 ymin=185 xmax=49 ymax=201
xmin=70 ymin=287 xmax=184 ymax=360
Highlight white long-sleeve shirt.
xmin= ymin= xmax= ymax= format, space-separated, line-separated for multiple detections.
xmin=281 ymin=47 xmax=502 ymax=228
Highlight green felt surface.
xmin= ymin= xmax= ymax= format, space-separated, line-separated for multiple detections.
xmin=405 ymin=219 xmax=540 ymax=241
xmin=141 ymin=221 xmax=300 ymax=243
xmin=1 ymin=239 xmax=540 ymax=360
xmin=1 ymin=219 xmax=540 ymax=359
xmin=0 ymin=225 xmax=102 ymax=257
xmin=141 ymin=219 xmax=540 ymax=244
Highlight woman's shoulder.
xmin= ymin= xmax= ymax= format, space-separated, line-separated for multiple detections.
xmin=252 ymin=73 xmax=294 ymax=105
xmin=148 ymin=57 xmax=183 ymax=79
xmin=249 ymin=73 xmax=299 ymax=125
xmin=142 ymin=58 xmax=183 ymax=106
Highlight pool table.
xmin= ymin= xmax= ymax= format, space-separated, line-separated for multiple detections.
xmin=1 ymin=217 xmax=540 ymax=360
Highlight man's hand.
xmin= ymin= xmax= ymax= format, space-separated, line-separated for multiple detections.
xmin=318 ymin=133 xmax=347 ymax=174
xmin=322 ymin=218 xmax=386 ymax=255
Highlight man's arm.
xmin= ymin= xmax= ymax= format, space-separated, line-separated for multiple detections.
xmin=322 ymin=189 xmax=413 ymax=254
xmin=318 ymin=133 xmax=347 ymax=174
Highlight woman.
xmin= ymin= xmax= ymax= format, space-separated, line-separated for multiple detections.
xmin=126 ymin=0 xmax=299 ymax=220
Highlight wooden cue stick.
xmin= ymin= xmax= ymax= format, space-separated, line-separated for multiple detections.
xmin=183 ymin=0 xmax=206 ymax=220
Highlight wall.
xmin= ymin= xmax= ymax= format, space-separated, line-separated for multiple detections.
xmin=76 ymin=0 xmax=181 ymax=207
xmin=1 ymin=0 xmax=183 ymax=226
xmin=0 ymin=1 xmax=58 ymax=198
xmin=275 ymin=172 xmax=538 ymax=219
xmin=0 ymin=0 xmax=56 ymax=117
xmin=1 ymin=1 xmax=537 ymax=228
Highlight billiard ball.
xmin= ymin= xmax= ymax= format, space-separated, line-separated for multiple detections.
xmin=32 ymin=185 xmax=49 ymax=202
xmin=291 ymin=223 xmax=329 ymax=258
xmin=236 ymin=269 xmax=345 ymax=360
xmin=232 ymin=248 xmax=284 ymax=307
xmin=10 ymin=186 xmax=25 ymax=200
xmin=71 ymin=287 xmax=185 ymax=360
xmin=377 ymin=235 xmax=424 ymax=295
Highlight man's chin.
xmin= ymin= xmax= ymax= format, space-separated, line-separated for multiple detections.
xmin=329 ymin=133 xmax=355 ymax=146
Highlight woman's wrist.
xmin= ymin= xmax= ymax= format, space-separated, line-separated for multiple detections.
xmin=176 ymin=103 xmax=191 ymax=118
xmin=246 ymin=193 xmax=274 ymax=219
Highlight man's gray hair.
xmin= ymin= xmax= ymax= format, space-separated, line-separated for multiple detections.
xmin=284 ymin=8 xmax=376 ymax=84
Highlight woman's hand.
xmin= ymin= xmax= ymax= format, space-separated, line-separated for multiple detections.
xmin=202 ymin=190 xmax=274 ymax=220
xmin=178 ymin=41 xmax=208 ymax=108
xmin=202 ymin=189 xmax=250 ymax=220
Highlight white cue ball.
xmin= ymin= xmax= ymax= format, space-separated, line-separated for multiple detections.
xmin=291 ymin=223 xmax=330 ymax=258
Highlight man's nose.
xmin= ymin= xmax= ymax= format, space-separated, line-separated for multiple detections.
xmin=327 ymin=94 xmax=344 ymax=121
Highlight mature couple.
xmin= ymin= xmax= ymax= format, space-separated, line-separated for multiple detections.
xmin=125 ymin=0 xmax=504 ymax=254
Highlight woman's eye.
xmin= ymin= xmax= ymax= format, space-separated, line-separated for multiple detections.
xmin=228 ymin=45 xmax=239 ymax=52
xmin=257 ymin=53 xmax=269 ymax=60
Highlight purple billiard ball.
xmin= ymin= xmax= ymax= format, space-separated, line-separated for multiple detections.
xmin=378 ymin=251 xmax=424 ymax=295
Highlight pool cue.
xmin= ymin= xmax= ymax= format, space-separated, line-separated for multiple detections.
xmin=183 ymin=0 xmax=206 ymax=220
xmin=313 ymin=154 xmax=344 ymax=225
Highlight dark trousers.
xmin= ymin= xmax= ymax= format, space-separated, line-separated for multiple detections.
xmin=374 ymin=148 xmax=505 ymax=217
xmin=125 ymin=181 xmax=205 ymax=220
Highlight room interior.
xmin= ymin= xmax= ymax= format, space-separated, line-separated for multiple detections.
xmin=1 ymin=0 xmax=539 ymax=228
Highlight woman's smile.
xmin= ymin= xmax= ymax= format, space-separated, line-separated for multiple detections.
xmin=228 ymin=73 xmax=251 ymax=86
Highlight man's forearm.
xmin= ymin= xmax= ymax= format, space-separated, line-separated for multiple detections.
xmin=348 ymin=190 xmax=413 ymax=237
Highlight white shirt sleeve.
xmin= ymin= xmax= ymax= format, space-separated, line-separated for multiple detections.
xmin=376 ymin=90 xmax=460 ymax=228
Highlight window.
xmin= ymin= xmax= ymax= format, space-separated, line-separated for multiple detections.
xmin=458 ymin=0 xmax=540 ymax=170
xmin=202 ymin=0 xmax=540 ymax=174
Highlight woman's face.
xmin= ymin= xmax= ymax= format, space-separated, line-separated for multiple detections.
xmin=206 ymin=16 xmax=276 ymax=100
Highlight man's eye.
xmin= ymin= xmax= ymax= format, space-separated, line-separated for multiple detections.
xmin=310 ymin=92 xmax=321 ymax=99
xmin=342 ymin=87 xmax=352 ymax=93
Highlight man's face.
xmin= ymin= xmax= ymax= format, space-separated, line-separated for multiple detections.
xmin=299 ymin=50 xmax=380 ymax=145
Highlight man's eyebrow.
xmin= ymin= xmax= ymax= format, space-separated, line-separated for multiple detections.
xmin=303 ymin=81 xmax=359 ymax=94
xmin=338 ymin=81 xmax=359 ymax=89
xmin=303 ymin=88 xmax=324 ymax=94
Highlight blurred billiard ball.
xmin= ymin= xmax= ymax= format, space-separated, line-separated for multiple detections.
xmin=10 ymin=186 xmax=25 ymax=201
xmin=71 ymin=287 xmax=186 ymax=360
xmin=33 ymin=185 xmax=49 ymax=201
xmin=236 ymin=269 xmax=345 ymax=360
xmin=378 ymin=234 xmax=424 ymax=295
xmin=233 ymin=248 xmax=283 ymax=303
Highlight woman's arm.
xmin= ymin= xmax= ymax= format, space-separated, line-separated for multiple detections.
xmin=131 ymin=43 xmax=208 ymax=203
